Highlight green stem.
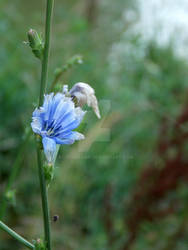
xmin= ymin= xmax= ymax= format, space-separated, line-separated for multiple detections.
xmin=36 ymin=143 xmax=51 ymax=250
xmin=37 ymin=0 xmax=54 ymax=250
xmin=49 ymin=55 xmax=82 ymax=92
xmin=49 ymin=68 xmax=65 ymax=92
xmin=39 ymin=0 xmax=54 ymax=106
xmin=0 ymin=220 xmax=34 ymax=249
xmin=0 ymin=129 xmax=32 ymax=219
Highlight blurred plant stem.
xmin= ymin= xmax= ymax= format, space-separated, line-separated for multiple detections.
xmin=0 ymin=220 xmax=34 ymax=249
xmin=0 ymin=129 xmax=32 ymax=220
xmin=49 ymin=55 xmax=82 ymax=91
xmin=36 ymin=0 xmax=54 ymax=250
xmin=36 ymin=142 xmax=52 ymax=250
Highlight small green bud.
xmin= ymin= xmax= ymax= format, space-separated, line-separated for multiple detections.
xmin=43 ymin=144 xmax=60 ymax=185
xmin=54 ymin=67 xmax=62 ymax=76
xmin=54 ymin=55 xmax=83 ymax=77
xmin=68 ymin=55 xmax=83 ymax=66
xmin=33 ymin=238 xmax=46 ymax=250
xmin=27 ymin=29 xmax=44 ymax=59
xmin=5 ymin=189 xmax=16 ymax=204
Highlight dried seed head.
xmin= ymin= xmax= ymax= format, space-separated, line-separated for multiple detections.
xmin=70 ymin=82 xmax=101 ymax=119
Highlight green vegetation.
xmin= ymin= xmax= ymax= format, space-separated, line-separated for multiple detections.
xmin=1 ymin=0 xmax=188 ymax=249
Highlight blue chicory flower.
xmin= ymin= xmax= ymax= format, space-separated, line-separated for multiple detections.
xmin=31 ymin=92 xmax=85 ymax=163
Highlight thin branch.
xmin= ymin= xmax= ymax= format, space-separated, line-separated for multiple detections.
xmin=0 ymin=220 xmax=34 ymax=249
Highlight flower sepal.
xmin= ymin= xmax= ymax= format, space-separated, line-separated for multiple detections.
xmin=43 ymin=162 xmax=54 ymax=186
xmin=5 ymin=189 xmax=16 ymax=205
xmin=27 ymin=29 xmax=44 ymax=60
xmin=43 ymin=142 xmax=60 ymax=185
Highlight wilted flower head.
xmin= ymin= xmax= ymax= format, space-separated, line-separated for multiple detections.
xmin=70 ymin=82 xmax=101 ymax=119
xmin=31 ymin=93 xmax=85 ymax=163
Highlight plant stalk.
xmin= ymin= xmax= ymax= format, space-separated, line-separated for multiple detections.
xmin=37 ymin=143 xmax=51 ymax=250
xmin=0 ymin=220 xmax=34 ymax=249
xmin=39 ymin=0 xmax=54 ymax=106
xmin=49 ymin=55 xmax=82 ymax=92
xmin=37 ymin=0 xmax=54 ymax=249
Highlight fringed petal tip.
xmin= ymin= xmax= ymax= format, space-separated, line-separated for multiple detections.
xmin=31 ymin=117 xmax=43 ymax=135
xmin=73 ymin=131 xmax=85 ymax=141
xmin=54 ymin=131 xmax=85 ymax=145
xmin=75 ymin=107 xmax=86 ymax=122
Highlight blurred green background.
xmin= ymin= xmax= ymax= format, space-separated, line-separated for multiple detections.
xmin=1 ymin=0 xmax=188 ymax=249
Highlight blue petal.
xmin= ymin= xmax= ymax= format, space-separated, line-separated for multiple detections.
xmin=52 ymin=102 xmax=75 ymax=131
xmin=53 ymin=107 xmax=86 ymax=135
xmin=31 ymin=114 xmax=43 ymax=135
xmin=74 ymin=107 xmax=86 ymax=122
xmin=42 ymin=93 xmax=54 ymax=122
xmin=42 ymin=137 xmax=57 ymax=163
xmin=53 ymin=98 xmax=74 ymax=124
xmin=54 ymin=120 xmax=80 ymax=137
xmin=48 ymin=93 xmax=64 ymax=126
xmin=53 ymin=112 xmax=77 ymax=133
xmin=55 ymin=137 xmax=75 ymax=145
xmin=54 ymin=131 xmax=85 ymax=145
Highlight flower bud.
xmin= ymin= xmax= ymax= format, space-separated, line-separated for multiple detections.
xmin=67 ymin=55 xmax=83 ymax=66
xmin=33 ymin=238 xmax=45 ymax=250
xmin=27 ymin=29 xmax=44 ymax=59
xmin=5 ymin=189 xmax=16 ymax=204
xmin=70 ymin=82 xmax=101 ymax=119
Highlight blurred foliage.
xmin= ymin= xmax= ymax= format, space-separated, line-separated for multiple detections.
xmin=1 ymin=0 xmax=188 ymax=250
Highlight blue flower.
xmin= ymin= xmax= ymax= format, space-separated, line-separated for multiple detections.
xmin=31 ymin=92 xmax=85 ymax=163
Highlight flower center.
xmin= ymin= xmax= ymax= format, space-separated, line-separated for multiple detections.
xmin=47 ymin=128 xmax=54 ymax=136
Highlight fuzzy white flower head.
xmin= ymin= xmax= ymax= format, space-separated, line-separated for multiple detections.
xmin=70 ymin=82 xmax=101 ymax=119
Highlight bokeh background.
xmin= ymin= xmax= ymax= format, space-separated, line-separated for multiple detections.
xmin=1 ymin=0 xmax=188 ymax=249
